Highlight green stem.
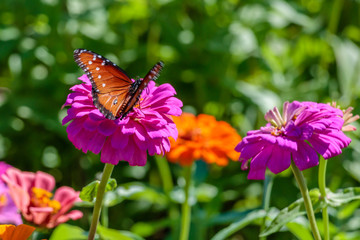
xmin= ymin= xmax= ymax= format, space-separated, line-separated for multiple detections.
xmin=155 ymin=156 xmax=179 ymax=238
xmin=179 ymin=165 xmax=193 ymax=240
xmin=318 ymin=157 xmax=329 ymax=240
xmin=88 ymin=163 xmax=115 ymax=240
xmin=328 ymin=0 xmax=344 ymax=34
xmin=290 ymin=161 xmax=321 ymax=240
xmin=101 ymin=206 xmax=109 ymax=228
xmin=259 ymin=174 xmax=274 ymax=240
xmin=155 ymin=155 xmax=174 ymax=193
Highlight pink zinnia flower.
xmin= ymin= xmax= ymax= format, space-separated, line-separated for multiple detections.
xmin=1 ymin=168 xmax=83 ymax=228
xmin=330 ymin=101 xmax=359 ymax=132
xmin=0 ymin=162 xmax=22 ymax=225
xmin=62 ymin=74 xmax=182 ymax=165
xmin=235 ymin=101 xmax=352 ymax=180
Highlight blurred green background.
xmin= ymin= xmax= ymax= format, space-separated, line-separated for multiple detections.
xmin=1 ymin=0 xmax=360 ymax=239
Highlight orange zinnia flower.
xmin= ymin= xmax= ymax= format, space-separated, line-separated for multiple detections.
xmin=167 ymin=113 xmax=241 ymax=166
xmin=0 ymin=224 xmax=35 ymax=240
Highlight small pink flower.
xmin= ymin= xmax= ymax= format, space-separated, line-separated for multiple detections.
xmin=1 ymin=168 xmax=83 ymax=228
xmin=0 ymin=162 xmax=22 ymax=225
xmin=62 ymin=75 xmax=183 ymax=165
xmin=330 ymin=102 xmax=359 ymax=132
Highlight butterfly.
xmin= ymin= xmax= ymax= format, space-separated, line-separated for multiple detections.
xmin=73 ymin=49 xmax=164 ymax=120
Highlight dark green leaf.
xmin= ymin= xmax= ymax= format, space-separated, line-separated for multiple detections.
xmin=211 ymin=210 xmax=266 ymax=240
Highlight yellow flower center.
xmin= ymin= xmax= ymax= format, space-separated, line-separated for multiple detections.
xmin=31 ymin=187 xmax=61 ymax=214
xmin=0 ymin=193 xmax=7 ymax=207
xmin=135 ymin=97 xmax=144 ymax=109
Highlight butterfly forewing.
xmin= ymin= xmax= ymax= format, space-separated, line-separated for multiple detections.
xmin=74 ymin=49 xmax=133 ymax=120
xmin=119 ymin=61 xmax=164 ymax=119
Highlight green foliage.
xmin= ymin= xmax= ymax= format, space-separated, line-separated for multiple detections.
xmin=80 ymin=181 xmax=100 ymax=202
xmin=80 ymin=178 xmax=117 ymax=202
xmin=50 ymin=224 xmax=87 ymax=240
xmin=286 ymin=222 xmax=313 ymax=240
xmin=97 ymin=225 xmax=145 ymax=240
xmin=1 ymin=0 xmax=360 ymax=239
xmin=261 ymin=187 xmax=360 ymax=237
xmin=103 ymin=182 xmax=167 ymax=207
xmin=50 ymin=224 xmax=144 ymax=240
xmin=211 ymin=210 xmax=266 ymax=240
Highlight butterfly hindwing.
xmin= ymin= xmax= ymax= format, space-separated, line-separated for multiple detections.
xmin=119 ymin=61 xmax=164 ymax=118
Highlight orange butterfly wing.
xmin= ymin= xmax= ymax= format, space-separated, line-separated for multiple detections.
xmin=74 ymin=49 xmax=133 ymax=120
xmin=120 ymin=61 xmax=164 ymax=118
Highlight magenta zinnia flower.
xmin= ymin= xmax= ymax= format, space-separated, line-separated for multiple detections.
xmin=235 ymin=101 xmax=351 ymax=180
xmin=62 ymin=75 xmax=183 ymax=165
xmin=0 ymin=162 xmax=22 ymax=225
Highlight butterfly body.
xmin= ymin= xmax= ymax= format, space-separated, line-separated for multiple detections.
xmin=73 ymin=49 xmax=164 ymax=120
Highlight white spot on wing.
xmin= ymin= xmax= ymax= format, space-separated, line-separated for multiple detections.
xmin=88 ymin=61 xmax=93 ymax=64
xmin=102 ymin=83 xmax=106 ymax=87
xmin=98 ymin=75 xmax=101 ymax=79
xmin=96 ymin=67 xmax=100 ymax=71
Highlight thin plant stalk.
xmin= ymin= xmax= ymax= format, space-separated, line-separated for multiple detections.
xmin=260 ymin=174 xmax=274 ymax=240
xmin=101 ymin=206 xmax=109 ymax=228
xmin=179 ymin=165 xmax=193 ymax=240
xmin=290 ymin=161 xmax=321 ymax=240
xmin=328 ymin=0 xmax=344 ymax=34
xmin=155 ymin=155 xmax=174 ymax=194
xmin=88 ymin=163 xmax=115 ymax=240
xmin=155 ymin=156 xmax=179 ymax=238
xmin=318 ymin=157 xmax=329 ymax=240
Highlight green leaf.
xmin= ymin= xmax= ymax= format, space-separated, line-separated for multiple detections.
xmin=338 ymin=200 xmax=360 ymax=219
xmin=261 ymin=187 xmax=360 ymax=237
xmin=287 ymin=222 xmax=313 ymax=240
xmin=97 ymin=225 xmax=145 ymax=240
xmin=195 ymin=183 xmax=218 ymax=202
xmin=131 ymin=219 xmax=171 ymax=238
xmin=49 ymin=224 xmax=87 ymax=240
xmin=208 ymin=209 xmax=258 ymax=226
xmin=327 ymin=187 xmax=360 ymax=207
xmin=103 ymin=182 xmax=167 ymax=207
xmin=331 ymin=37 xmax=360 ymax=104
xmin=130 ymin=222 xmax=155 ymax=238
xmin=334 ymin=231 xmax=360 ymax=240
xmin=79 ymin=178 xmax=117 ymax=202
xmin=260 ymin=189 xmax=322 ymax=237
xmin=105 ymin=178 xmax=117 ymax=192
xmin=79 ymin=180 xmax=99 ymax=202
xmin=211 ymin=210 xmax=266 ymax=240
